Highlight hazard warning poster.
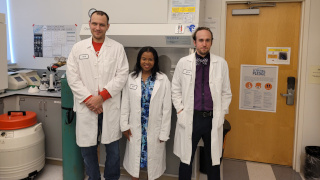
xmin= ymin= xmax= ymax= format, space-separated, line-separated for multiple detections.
xmin=239 ymin=65 xmax=278 ymax=112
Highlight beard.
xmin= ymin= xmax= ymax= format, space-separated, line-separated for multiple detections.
xmin=197 ymin=48 xmax=210 ymax=56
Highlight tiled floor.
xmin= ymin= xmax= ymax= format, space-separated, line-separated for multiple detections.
xmin=34 ymin=159 xmax=303 ymax=180
xmin=222 ymin=159 xmax=303 ymax=180
xmin=35 ymin=164 xmax=131 ymax=180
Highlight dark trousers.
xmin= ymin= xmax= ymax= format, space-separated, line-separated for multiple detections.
xmin=179 ymin=112 xmax=220 ymax=180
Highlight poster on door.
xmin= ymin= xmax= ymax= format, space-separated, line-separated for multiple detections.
xmin=239 ymin=65 xmax=278 ymax=112
xmin=266 ymin=47 xmax=291 ymax=65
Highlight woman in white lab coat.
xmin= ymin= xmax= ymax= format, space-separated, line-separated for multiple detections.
xmin=121 ymin=46 xmax=172 ymax=180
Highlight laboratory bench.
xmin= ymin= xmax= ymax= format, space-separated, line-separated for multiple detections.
xmin=0 ymin=87 xmax=61 ymax=99
xmin=0 ymin=88 xmax=62 ymax=161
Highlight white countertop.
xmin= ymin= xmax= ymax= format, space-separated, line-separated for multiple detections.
xmin=0 ymin=87 xmax=61 ymax=98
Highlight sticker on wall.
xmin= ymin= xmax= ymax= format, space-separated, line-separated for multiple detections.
xmin=266 ymin=47 xmax=291 ymax=65
xmin=187 ymin=24 xmax=196 ymax=33
xmin=175 ymin=25 xmax=185 ymax=34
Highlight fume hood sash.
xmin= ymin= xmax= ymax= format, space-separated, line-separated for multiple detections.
xmin=79 ymin=24 xmax=198 ymax=48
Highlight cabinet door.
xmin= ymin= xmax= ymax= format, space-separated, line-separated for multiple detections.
xmin=20 ymin=96 xmax=62 ymax=160
xmin=44 ymin=98 xmax=62 ymax=159
xmin=19 ymin=96 xmax=45 ymax=123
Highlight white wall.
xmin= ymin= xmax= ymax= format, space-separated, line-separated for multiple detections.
xmin=300 ymin=0 xmax=320 ymax=171
xmin=9 ymin=0 xmax=83 ymax=69
xmin=0 ymin=0 xmax=7 ymax=18
xmin=206 ymin=0 xmax=222 ymax=56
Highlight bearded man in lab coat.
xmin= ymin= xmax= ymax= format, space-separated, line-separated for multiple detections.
xmin=172 ymin=27 xmax=232 ymax=180
xmin=67 ymin=10 xmax=129 ymax=180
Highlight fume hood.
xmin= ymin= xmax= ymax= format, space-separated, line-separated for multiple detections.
xmin=79 ymin=23 xmax=198 ymax=48
xmin=79 ymin=0 xmax=206 ymax=48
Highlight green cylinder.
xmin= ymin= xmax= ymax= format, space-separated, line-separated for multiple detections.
xmin=61 ymin=74 xmax=84 ymax=180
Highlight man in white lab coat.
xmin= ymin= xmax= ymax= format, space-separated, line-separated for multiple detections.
xmin=67 ymin=10 xmax=129 ymax=180
xmin=172 ymin=27 xmax=232 ymax=180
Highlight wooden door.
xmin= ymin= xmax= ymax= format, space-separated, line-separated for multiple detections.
xmin=224 ymin=2 xmax=301 ymax=166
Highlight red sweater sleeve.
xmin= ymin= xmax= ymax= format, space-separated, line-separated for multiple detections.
xmin=100 ymin=89 xmax=111 ymax=101
xmin=83 ymin=95 xmax=93 ymax=103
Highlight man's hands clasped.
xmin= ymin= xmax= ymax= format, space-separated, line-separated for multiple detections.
xmin=85 ymin=95 xmax=104 ymax=114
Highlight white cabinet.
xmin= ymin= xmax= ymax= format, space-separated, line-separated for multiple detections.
xmin=19 ymin=96 xmax=62 ymax=160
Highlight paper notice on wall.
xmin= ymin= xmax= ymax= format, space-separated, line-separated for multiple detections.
xmin=308 ymin=65 xmax=320 ymax=84
xmin=204 ymin=17 xmax=220 ymax=40
xmin=239 ymin=65 xmax=279 ymax=112
xmin=33 ymin=25 xmax=76 ymax=58
xmin=171 ymin=0 xmax=196 ymax=22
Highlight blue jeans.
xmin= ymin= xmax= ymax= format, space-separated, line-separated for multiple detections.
xmin=80 ymin=114 xmax=120 ymax=180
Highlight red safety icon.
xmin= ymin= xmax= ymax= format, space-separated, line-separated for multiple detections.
xmin=265 ymin=83 xmax=272 ymax=90
xmin=245 ymin=82 xmax=253 ymax=89
xmin=255 ymin=83 xmax=261 ymax=89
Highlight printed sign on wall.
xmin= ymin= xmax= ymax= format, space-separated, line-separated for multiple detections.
xmin=33 ymin=25 xmax=76 ymax=58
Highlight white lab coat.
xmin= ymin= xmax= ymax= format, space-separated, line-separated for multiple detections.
xmin=120 ymin=72 xmax=171 ymax=180
xmin=66 ymin=36 xmax=129 ymax=147
xmin=172 ymin=53 xmax=232 ymax=165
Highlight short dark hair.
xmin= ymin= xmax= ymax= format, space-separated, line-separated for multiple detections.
xmin=90 ymin=10 xmax=110 ymax=24
xmin=192 ymin=27 xmax=213 ymax=41
xmin=132 ymin=46 xmax=161 ymax=80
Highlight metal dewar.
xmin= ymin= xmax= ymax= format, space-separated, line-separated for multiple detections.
xmin=0 ymin=111 xmax=45 ymax=179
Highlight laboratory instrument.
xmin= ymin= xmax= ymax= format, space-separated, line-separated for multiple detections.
xmin=39 ymin=72 xmax=49 ymax=91
xmin=17 ymin=70 xmax=41 ymax=86
xmin=8 ymin=72 xmax=28 ymax=90
xmin=47 ymin=57 xmax=66 ymax=92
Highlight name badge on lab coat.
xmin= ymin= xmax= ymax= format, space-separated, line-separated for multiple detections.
xmin=79 ymin=54 xmax=89 ymax=60
xmin=183 ymin=69 xmax=192 ymax=76
xmin=129 ymin=84 xmax=137 ymax=90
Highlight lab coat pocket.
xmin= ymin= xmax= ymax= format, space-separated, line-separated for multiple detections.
xmin=211 ymin=78 xmax=222 ymax=92
xmin=103 ymin=57 xmax=117 ymax=74
xmin=217 ymin=114 xmax=225 ymax=128
xmin=156 ymin=139 xmax=166 ymax=155
xmin=127 ymin=132 xmax=134 ymax=144
xmin=106 ymin=97 xmax=120 ymax=110
xmin=106 ymin=109 xmax=121 ymax=130
xmin=177 ymin=111 xmax=186 ymax=128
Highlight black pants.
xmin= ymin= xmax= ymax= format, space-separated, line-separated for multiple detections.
xmin=179 ymin=111 xmax=220 ymax=180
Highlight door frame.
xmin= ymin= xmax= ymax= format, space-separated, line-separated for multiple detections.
xmin=220 ymin=0 xmax=310 ymax=172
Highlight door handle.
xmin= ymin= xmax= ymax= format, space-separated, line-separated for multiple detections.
xmin=280 ymin=92 xmax=293 ymax=97
xmin=39 ymin=101 xmax=43 ymax=110
xmin=44 ymin=101 xmax=47 ymax=111
xmin=280 ymin=77 xmax=295 ymax=105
